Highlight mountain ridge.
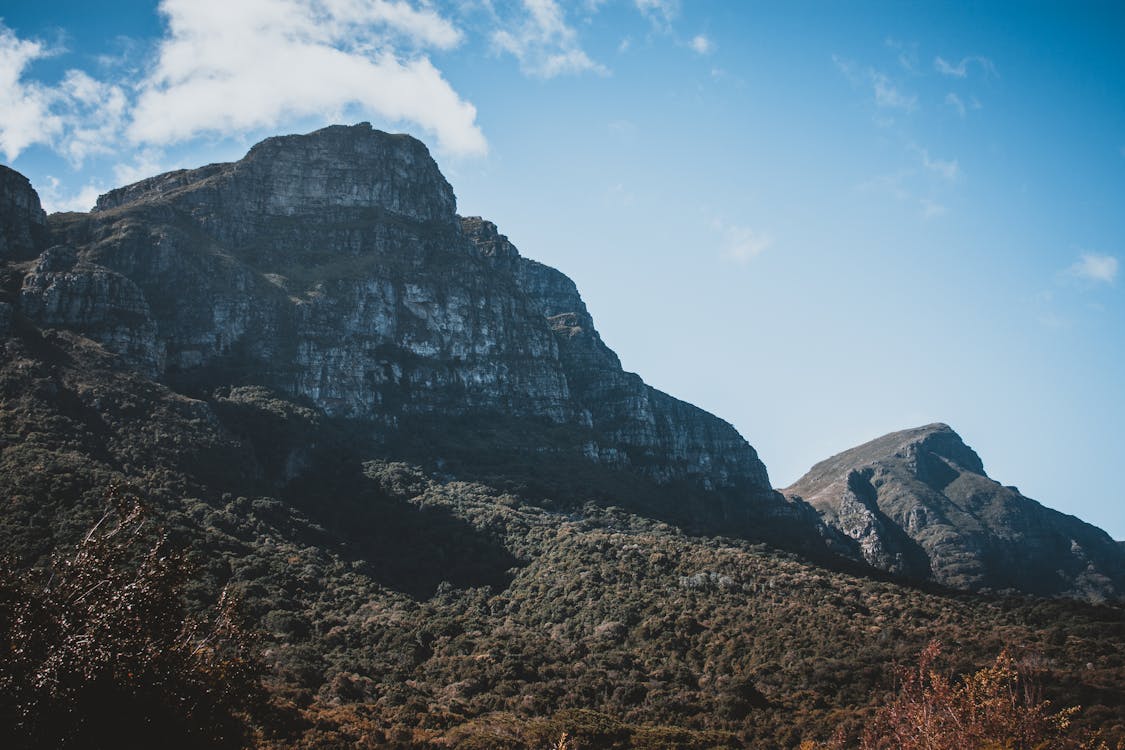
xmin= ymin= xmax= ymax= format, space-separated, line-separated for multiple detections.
xmin=2 ymin=123 xmax=1123 ymax=599
xmin=3 ymin=123 xmax=1125 ymax=748
xmin=785 ymin=422 xmax=1125 ymax=600
xmin=6 ymin=122 xmax=808 ymax=540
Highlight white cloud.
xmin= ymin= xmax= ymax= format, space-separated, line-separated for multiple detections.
xmin=833 ymin=55 xmax=916 ymax=112
xmin=338 ymin=0 xmax=465 ymax=49
xmin=689 ymin=34 xmax=713 ymax=55
xmin=716 ymin=221 xmax=772 ymax=264
xmin=934 ymin=54 xmax=996 ymax=78
xmin=920 ymin=198 xmax=946 ymax=218
xmin=491 ymin=0 xmax=608 ymax=78
xmin=884 ymin=37 xmax=918 ymax=71
xmin=945 ymin=92 xmax=966 ymax=118
xmin=38 ymin=176 xmax=104 ymax=213
xmin=634 ymin=0 xmax=679 ymax=29
xmin=113 ymin=148 xmax=169 ymax=186
xmin=58 ymin=70 xmax=129 ymax=165
xmin=1068 ymin=253 xmax=1118 ymax=284
xmin=855 ymin=170 xmax=912 ymax=201
xmin=918 ymin=148 xmax=959 ymax=180
xmin=870 ymin=71 xmax=916 ymax=111
xmin=832 ymin=54 xmax=859 ymax=80
xmin=129 ymin=0 xmax=485 ymax=155
xmin=1 ymin=1 xmax=487 ymax=169
xmin=0 ymin=26 xmax=64 ymax=160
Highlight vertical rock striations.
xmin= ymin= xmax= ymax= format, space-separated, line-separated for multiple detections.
xmin=464 ymin=218 xmax=772 ymax=494
xmin=6 ymin=123 xmax=781 ymax=521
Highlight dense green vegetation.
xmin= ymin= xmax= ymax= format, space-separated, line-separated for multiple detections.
xmin=2 ymin=328 xmax=1124 ymax=748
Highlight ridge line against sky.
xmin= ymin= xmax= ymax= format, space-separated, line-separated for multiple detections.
xmin=1 ymin=1 xmax=1123 ymax=537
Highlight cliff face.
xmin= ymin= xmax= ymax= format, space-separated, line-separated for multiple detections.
xmin=0 ymin=165 xmax=47 ymax=262
xmin=785 ymin=424 xmax=1125 ymax=600
xmin=8 ymin=124 xmax=1122 ymax=597
xmin=8 ymin=123 xmax=775 ymax=507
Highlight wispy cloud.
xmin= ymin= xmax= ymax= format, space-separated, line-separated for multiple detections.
xmin=492 ymin=0 xmax=609 ymax=78
xmin=884 ymin=37 xmax=918 ymax=71
xmin=871 ymin=71 xmax=917 ymax=111
xmin=920 ymin=198 xmax=947 ymax=218
xmin=38 ymin=176 xmax=103 ymax=213
xmin=934 ymin=54 xmax=997 ymax=78
xmin=713 ymin=220 xmax=772 ymax=264
xmin=112 ymin=148 xmax=169 ymax=187
xmin=1068 ymin=253 xmax=1118 ymax=284
xmin=855 ymin=170 xmax=913 ymax=201
xmin=945 ymin=92 xmax=966 ymax=118
xmin=917 ymin=147 xmax=959 ymax=180
xmin=634 ymin=0 xmax=679 ymax=30
xmin=833 ymin=55 xmax=917 ymax=112
xmin=689 ymin=34 xmax=713 ymax=55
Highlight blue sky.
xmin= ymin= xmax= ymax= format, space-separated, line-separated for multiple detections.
xmin=2 ymin=1 xmax=1123 ymax=537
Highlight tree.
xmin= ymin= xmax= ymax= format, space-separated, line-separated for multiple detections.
xmin=0 ymin=493 xmax=267 ymax=750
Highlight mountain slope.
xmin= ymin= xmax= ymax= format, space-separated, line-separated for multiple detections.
xmin=12 ymin=124 xmax=812 ymax=539
xmin=0 ymin=331 xmax=1122 ymax=749
xmin=2 ymin=126 xmax=1125 ymax=747
xmin=785 ymin=423 xmax=1125 ymax=600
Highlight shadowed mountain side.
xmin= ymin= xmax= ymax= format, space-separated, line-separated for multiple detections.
xmin=0 ymin=328 xmax=519 ymax=600
xmin=4 ymin=124 xmax=1123 ymax=602
xmin=7 ymin=123 xmax=797 ymax=537
xmin=785 ymin=423 xmax=1125 ymax=600
xmin=4 ymin=127 xmax=1125 ymax=746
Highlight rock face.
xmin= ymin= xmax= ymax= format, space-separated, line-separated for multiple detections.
xmin=785 ymin=423 xmax=1125 ymax=600
xmin=0 ymin=165 xmax=47 ymax=261
xmin=19 ymin=246 xmax=163 ymax=375
xmin=7 ymin=123 xmax=776 ymax=510
xmin=7 ymin=124 xmax=1123 ymax=597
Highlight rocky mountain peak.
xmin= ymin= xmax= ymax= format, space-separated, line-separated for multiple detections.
xmin=4 ymin=124 xmax=801 ymax=536
xmin=94 ymin=123 xmax=457 ymax=227
xmin=790 ymin=423 xmax=985 ymax=495
xmin=786 ymin=424 xmax=1125 ymax=599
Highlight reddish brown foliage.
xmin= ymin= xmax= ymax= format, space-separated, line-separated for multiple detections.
xmin=0 ymin=493 xmax=268 ymax=750
xmin=856 ymin=640 xmax=1091 ymax=750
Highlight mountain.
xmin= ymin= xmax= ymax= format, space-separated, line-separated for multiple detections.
xmin=1 ymin=326 xmax=1123 ymax=749
xmin=9 ymin=123 xmax=827 ymax=541
xmin=785 ymin=423 xmax=1125 ymax=600
xmin=2 ymin=125 xmax=1125 ymax=747
xmin=4 ymin=124 xmax=1124 ymax=594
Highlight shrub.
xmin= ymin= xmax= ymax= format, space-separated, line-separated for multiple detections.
xmin=858 ymin=640 xmax=1085 ymax=750
xmin=0 ymin=494 xmax=267 ymax=750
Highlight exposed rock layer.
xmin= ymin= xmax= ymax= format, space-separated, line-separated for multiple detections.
xmin=785 ymin=423 xmax=1125 ymax=600
xmin=4 ymin=124 xmax=1123 ymax=598
xmin=10 ymin=124 xmax=776 ymax=510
